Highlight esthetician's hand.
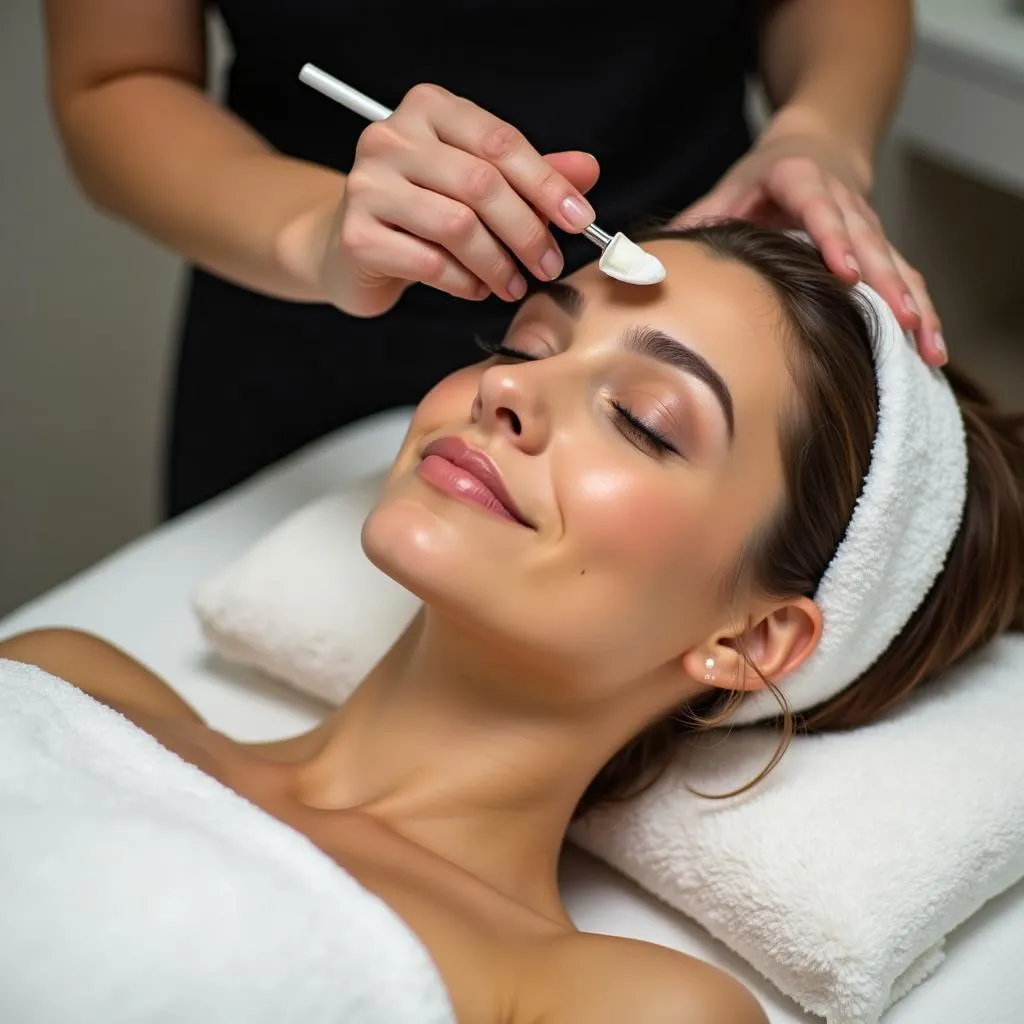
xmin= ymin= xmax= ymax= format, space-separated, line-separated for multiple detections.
xmin=673 ymin=120 xmax=947 ymax=367
xmin=315 ymin=83 xmax=600 ymax=318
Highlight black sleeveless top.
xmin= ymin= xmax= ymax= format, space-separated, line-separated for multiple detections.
xmin=167 ymin=0 xmax=756 ymax=515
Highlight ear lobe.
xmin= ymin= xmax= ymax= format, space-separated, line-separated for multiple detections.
xmin=682 ymin=597 xmax=822 ymax=694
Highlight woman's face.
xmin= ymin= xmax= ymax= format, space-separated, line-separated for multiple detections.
xmin=363 ymin=239 xmax=796 ymax=692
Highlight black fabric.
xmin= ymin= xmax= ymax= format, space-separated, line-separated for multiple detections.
xmin=166 ymin=0 xmax=756 ymax=516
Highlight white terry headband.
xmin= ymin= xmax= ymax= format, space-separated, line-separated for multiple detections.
xmin=730 ymin=269 xmax=969 ymax=726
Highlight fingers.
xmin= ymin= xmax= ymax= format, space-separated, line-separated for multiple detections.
xmin=890 ymin=247 xmax=946 ymax=365
xmin=363 ymin=170 xmax=529 ymax=300
xmin=543 ymin=150 xmax=601 ymax=196
xmin=761 ymin=158 xmax=858 ymax=282
xmin=353 ymin=87 xmax=603 ymax=297
xmin=334 ymin=84 xmax=604 ymax=312
xmin=672 ymin=142 xmax=944 ymax=365
xmin=402 ymin=84 xmax=597 ymax=234
xmin=390 ymin=140 xmax=566 ymax=284
xmin=762 ymin=159 xmax=943 ymax=358
xmin=804 ymin=193 xmax=945 ymax=365
xmin=846 ymin=205 xmax=945 ymax=364
xmin=840 ymin=199 xmax=925 ymax=336
xmin=337 ymin=204 xmax=490 ymax=312
xmin=835 ymin=196 xmax=946 ymax=362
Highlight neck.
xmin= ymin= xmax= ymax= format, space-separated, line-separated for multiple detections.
xmin=293 ymin=610 xmax=664 ymax=920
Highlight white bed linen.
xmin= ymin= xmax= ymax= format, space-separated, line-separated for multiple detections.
xmin=2 ymin=407 xmax=1021 ymax=1024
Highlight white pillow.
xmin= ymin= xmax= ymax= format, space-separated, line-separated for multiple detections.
xmin=194 ymin=472 xmax=420 ymax=706
xmin=571 ymin=638 xmax=1024 ymax=1021
xmin=194 ymin=482 xmax=1024 ymax=1023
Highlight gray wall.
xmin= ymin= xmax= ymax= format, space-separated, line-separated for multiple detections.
xmin=1 ymin=0 xmax=181 ymax=615
xmin=2 ymin=0 xmax=1023 ymax=616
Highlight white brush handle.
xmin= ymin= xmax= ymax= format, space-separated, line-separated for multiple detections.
xmin=299 ymin=64 xmax=393 ymax=121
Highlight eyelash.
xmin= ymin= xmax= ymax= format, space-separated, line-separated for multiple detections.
xmin=609 ymin=401 xmax=676 ymax=456
xmin=475 ymin=337 xmax=532 ymax=361
xmin=476 ymin=338 xmax=679 ymax=457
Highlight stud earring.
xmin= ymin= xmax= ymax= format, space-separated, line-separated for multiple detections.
xmin=703 ymin=656 xmax=716 ymax=683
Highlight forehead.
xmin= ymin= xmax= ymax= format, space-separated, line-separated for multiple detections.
xmin=564 ymin=238 xmax=796 ymax=436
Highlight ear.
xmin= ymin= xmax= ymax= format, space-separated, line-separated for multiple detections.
xmin=681 ymin=597 xmax=822 ymax=694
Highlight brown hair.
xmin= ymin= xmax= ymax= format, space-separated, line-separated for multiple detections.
xmin=576 ymin=221 xmax=1024 ymax=818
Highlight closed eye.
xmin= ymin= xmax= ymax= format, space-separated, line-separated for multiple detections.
xmin=478 ymin=338 xmax=680 ymax=458
xmin=475 ymin=337 xmax=540 ymax=362
xmin=611 ymin=402 xmax=678 ymax=457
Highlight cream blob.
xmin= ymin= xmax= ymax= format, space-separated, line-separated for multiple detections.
xmin=598 ymin=234 xmax=667 ymax=286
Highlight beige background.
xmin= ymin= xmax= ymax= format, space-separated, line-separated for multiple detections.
xmin=2 ymin=0 xmax=1023 ymax=616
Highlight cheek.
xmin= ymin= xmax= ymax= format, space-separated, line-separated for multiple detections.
xmin=387 ymin=365 xmax=483 ymax=475
xmin=564 ymin=466 xmax=686 ymax=568
xmin=530 ymin=460 xmax=722 ymax=680
xmin=557 ymin=462 xmax=727 ymax=618
xmin=362 ymin=362 xmax=497 ymax=604
xmin=411 ymin=365 xmax=481 ymax=430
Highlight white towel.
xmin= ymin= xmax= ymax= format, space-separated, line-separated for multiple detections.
xmin=733 ymin=271 xmax=967 ymax=724
xmin=571 ymin=635 xmax=1024 ymax=1022
xmin=0 ymin=658 xmax=454 ymax=1024
xmin=193 ymin=486 xmax=1024 ymax=1022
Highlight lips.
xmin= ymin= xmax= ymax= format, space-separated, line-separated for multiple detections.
xmin=417 ymin=436 xmax=533 ymax=528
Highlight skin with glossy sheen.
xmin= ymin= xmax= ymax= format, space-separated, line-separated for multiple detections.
xmin=365 ymin=238 xmax=819 ymax=696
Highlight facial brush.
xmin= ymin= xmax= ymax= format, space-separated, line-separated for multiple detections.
xmin=298 ymin=64 xmax=666 ymax=287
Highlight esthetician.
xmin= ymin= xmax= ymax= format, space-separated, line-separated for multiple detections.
xmin=44 ymin=0 xmax=938 ymax=517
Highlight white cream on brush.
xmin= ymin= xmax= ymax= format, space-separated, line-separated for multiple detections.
xmin=594 ymin=231 xmax=666 ymax=286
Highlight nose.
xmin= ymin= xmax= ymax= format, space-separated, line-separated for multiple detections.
xmin=472 ymin=362 xmax=550 ymax=455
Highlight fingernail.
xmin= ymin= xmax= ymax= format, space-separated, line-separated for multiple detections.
xmin=903 ymin=293 xmax=921 ymax=318
xmin=539 ymin=248 xmax=563 ymax=280
xmin=474 ymin=283 xmax=491 ymax=300
xmin=933 ymin=331 xmax=948 ymax=363
xmin=844 ymin=253 xmax=861 ymax=277
xmin=559 ymin=194 xmax=595 ymax=230
xmin=507 ymin=273 xmax=527 ymax=300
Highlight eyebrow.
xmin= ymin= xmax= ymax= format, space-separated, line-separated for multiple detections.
xmin=531 ymin=281 xmax=735 ymax=440
xmin=533 ymin=280 xmax=585 ymax=319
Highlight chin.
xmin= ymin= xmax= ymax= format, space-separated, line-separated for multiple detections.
xmin=360 ymin=473 xmax=505 ymax=616
xmin=362 ymin=484 xmax=615 ymax=682
xmin=362 ymin=494 xmax=445 ymax=600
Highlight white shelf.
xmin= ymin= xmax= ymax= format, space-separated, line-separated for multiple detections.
xmin=895 ymin=0 xmax=1024 ymax=197
xmin=917 ymin=0 xmax=1024 ymax=87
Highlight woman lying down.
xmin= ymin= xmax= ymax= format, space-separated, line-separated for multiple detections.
xmin=4 ymin=222 xmax=1023 ymax=1022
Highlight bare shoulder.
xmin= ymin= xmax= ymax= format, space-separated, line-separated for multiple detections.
xmin=0 ymin=627 xmax=203 ymax=722
xmin=530 ymin=931 xmax=767 ymax=1024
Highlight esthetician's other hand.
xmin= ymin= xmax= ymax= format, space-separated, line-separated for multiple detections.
xmin=307 ymin=83 xmax=600 ymax=318
xmin=673 ymin=119 xmax=946 ymax=367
